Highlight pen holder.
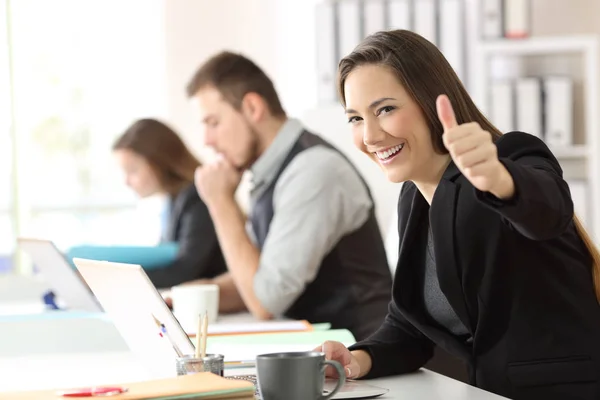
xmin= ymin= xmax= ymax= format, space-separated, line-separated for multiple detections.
xmin=175 ymin=354 xmax=224 ymax=376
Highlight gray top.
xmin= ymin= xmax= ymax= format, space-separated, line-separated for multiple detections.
xmin=246 ymin=118 xmax=373 ymax=316
xmin=424 ymin=226 xmax=469 ymax=337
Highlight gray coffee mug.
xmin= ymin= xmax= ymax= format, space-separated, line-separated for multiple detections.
xmin=256 ymin=351 xmax=345 ymax=400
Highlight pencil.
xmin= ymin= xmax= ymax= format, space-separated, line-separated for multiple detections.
xmin=194 ymin=313 xmax=202 ymax=358
xmin=201 ymin=311 xmax=208 ymax=358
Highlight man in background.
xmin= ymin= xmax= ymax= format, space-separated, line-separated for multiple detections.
xmin=186 ymin=51 xmax=392 ymax=340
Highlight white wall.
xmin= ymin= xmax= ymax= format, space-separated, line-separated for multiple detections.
xmin=163 ymin=0 xmax=278 ymax=158
xmin=161 ymin=0 xmax=401 ymax=235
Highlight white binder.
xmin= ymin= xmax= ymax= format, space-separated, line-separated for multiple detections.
xmin=504 ymin=0 xmax=530 ymax=38
xmin=337 ymin=0 xmax=363 ymax=58
xmin=481 ymin=0 xmax=503 ymax=39
xmin=363 ymin=0 xmax=386 ymax=37
xmin=414 ymin=0 xmax=437 ymax=45
xmin=543 ymin=76 xmax=573 ymax=147
xmin=490 ymin=80 xmax=515 ymax=133
xmin=440 ymin=0 xmax=465 ymax=81
xmin=515 ymin=77 xmax=543 ymax=138
xmin=387 ymin=0 xmax=411 ymax=31
xmin=568 ymin=180 xmax=590 ymax=233
xmin=315 ymin=1 xmax=338 ymax=104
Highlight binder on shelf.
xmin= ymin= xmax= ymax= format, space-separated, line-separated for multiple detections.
xmin=337 ymin=0 xmax=363 ymax=59
xmin=515 ymin=77 xmax=543 ymax=138
xmin=315 ymin=0 xmax=337 ymax=104
xmin=387 ymin=0 xmax=411 ymax=31
xmin=481 ymin=0 xmax=503 ymax=39
xmin=414 ymin=0 xmax=437 ymax=45
xmin=504 ymin=0 xmax=531 ymax=39
xmin=490 ymin=80 xmax=515 ymax=133
xmin=363 ymin=0 xmax=386 ymax=37
xmin=568 ymin=180 xmax=590 ymax=233
xmin=440 ymin=0 xmax=465 ymax=81
xmin=543 ymin=76 xmax=573 ymax=147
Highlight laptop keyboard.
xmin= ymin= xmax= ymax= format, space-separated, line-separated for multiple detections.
xmin=226 ymin=375 xmax=260 ymax=397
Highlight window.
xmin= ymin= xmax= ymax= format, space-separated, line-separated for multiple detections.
xmin=0 ymin=0 xmax=15 ymax=272
xmin=4 ymin=0 xmax=167 ymax=273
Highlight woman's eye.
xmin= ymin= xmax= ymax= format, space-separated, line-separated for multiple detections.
xmin=347 ymin=116 xmax=362 ymax=124
xmin=377 ymin=106 xmax=395 ymax=116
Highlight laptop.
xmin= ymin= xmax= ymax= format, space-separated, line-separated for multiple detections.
xmin=72 ymin=258 xmax=388 ymax=399
xmin=17 ymin=238 xmax=103 ymax=312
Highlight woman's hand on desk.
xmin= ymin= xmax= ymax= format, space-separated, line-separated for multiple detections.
xmin=316 ymin=341 xmax=372 ymax=379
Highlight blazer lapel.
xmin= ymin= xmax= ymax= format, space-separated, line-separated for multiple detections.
xmin=394 ymin=186 xmax=427 ymax=312
xmin=429 ymin=163 xmax=473 ymax=334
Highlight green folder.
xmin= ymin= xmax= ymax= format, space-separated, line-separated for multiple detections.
xmin=207 ymin=329 xmax=355 ymax=346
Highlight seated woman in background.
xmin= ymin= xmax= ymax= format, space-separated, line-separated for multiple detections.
xmin=113 ymin=118 xmax=227 ymax=288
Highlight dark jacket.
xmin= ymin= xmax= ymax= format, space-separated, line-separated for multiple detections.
xmin=146 ymin=183 xmax=227 ymax=288
xmin=350 ymin=132 xmax=600 ymax=399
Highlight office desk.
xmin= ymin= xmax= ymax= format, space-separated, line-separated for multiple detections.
xmin=365 ymin=371 xmax=508 ymax=399
xmin=0 ymin=351 xmax=507 ymax=399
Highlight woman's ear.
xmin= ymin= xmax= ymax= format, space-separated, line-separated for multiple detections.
xmin=241 ymin=92 xmax=266 ymax=123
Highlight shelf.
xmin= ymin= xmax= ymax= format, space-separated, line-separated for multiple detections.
xmin=480 ymin=35 xmax=597 ymax=56
xmin=548 ymin=144 xmax=589 ymax=159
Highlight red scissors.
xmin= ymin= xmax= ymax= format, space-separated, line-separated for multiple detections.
xmin=56 ymin=386 xmax=128 ymax=397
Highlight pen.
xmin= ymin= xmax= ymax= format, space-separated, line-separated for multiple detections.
xmin=152 ymin=314 xmax=184 ymax=357
xmin=57 ymin=386 xmax=128 ymax=397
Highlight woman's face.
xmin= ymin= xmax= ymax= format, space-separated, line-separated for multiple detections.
xmin=113 ymin=149 xmax=162 ymax=198
xmin=343 ymin=64 xmax=448 ymax=184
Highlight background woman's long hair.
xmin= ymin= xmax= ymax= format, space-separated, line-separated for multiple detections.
xmin=113 ymin=118 xmax=201 ymax=194
xmin=338 ymin=29 xmax=600 ymax=302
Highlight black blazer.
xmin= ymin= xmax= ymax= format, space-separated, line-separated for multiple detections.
xmin=350 ymin=132 xmax=600 ymax=399
xmin=145 ymin=183 xmax=227 ymax=288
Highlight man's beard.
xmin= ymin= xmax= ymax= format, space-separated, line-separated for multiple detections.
xmin=239 ymin=126 xmax=261 ymax=171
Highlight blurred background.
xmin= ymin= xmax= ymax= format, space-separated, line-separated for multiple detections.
xmin=1 ymin=0 xmax=599 ymax=276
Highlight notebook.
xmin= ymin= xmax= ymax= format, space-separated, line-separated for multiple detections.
xmin=2 ymin=372 xmax=255 ymax=400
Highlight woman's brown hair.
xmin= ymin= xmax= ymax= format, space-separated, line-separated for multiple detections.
xmin=338 ymin=29 xmax=600 ymax=302
xmin=113 ymin=119 xmax=201 ymax=194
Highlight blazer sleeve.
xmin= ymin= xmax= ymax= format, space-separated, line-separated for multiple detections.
xmin=475 ymin=131 xmax=574 ymax=241
xmin=146 ymin=192 xmax=221 ymax=288
xmin=348 ymin=300 xmax=435 ymax=379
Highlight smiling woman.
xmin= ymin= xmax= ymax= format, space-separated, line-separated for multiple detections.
xmin=320 ymin=29 xmax=600 ymax=400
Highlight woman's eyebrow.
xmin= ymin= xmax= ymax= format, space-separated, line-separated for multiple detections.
xmin=345 ymin=97 xmax=397 ymax=114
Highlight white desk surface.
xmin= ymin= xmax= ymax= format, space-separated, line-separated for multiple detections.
xmin=0 ymin=350 xmax=507 ymax=399
xmin=0 ymin=276 xmax=507 ymax=399
xmin=366 ymin=371 xmax=508 ymax=399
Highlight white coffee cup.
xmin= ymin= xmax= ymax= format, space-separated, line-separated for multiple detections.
xmin=171 ymin=284 xmax=219 ymax=333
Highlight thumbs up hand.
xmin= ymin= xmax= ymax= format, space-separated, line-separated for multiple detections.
xmin=437 ymin=94 xmax=514 ymax=199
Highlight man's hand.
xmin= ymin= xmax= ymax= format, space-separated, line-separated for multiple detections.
xmin=194 ymin=155 xmax=242 ymax=208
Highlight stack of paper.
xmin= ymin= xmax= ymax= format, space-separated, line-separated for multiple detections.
xmin=188 ymin=320 xmax=313 ymax=337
